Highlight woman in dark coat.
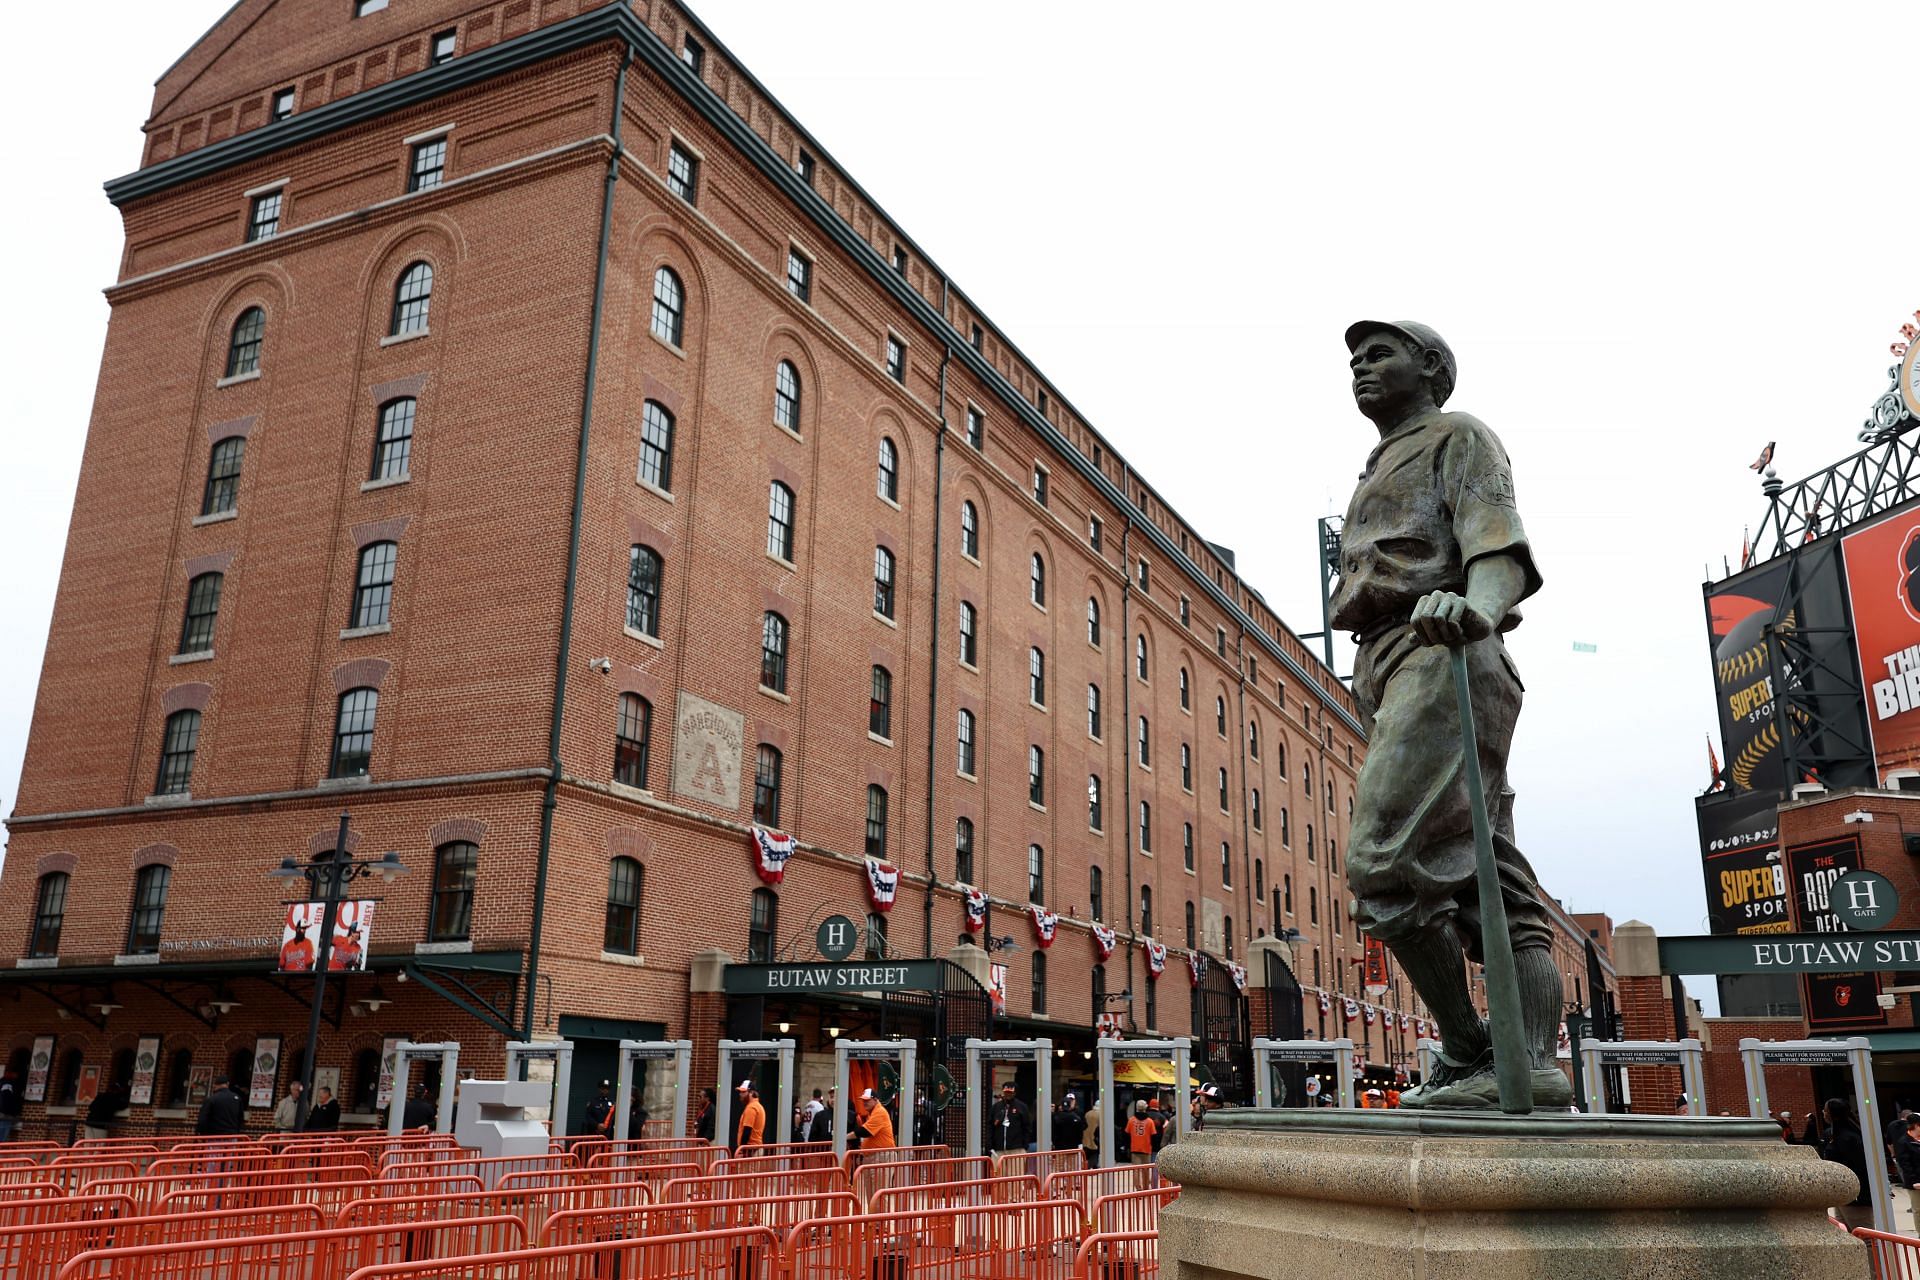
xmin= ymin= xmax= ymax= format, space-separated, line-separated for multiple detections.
xmin=1819 ymin=1097 xmax=1872 ymax=1228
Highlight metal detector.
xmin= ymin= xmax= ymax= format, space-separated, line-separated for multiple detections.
xmin=963 ymin=1038 xmax=1052 ymax=1156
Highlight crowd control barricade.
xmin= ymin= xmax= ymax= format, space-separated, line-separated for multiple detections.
xmin=0 ymin=1193 xmax=134 ymax=1229
xmin=1074 ymin=1229 xmax=1160 ymax=1280
xmin=867 ymin=1175 xmax=1042 ymax=1218
xmin=342 ymin=1181 xmax=654 ymax=1245
xmin=851 ymin=1155 xmax=993 ymax=1208
xmin=376 ymin=1175 xmax=488 ymax=1199
xmin=964 ymin=1038 xmax=1053 ymax=1158
xmin=1853 ymin=1226 xmax=1920 ymax=1279
xmin=573 ymin=1159 xmax=701 ymax=1192
xmin=996 ymin=1149 xmax=1084 ymax=1183
xmin=1045 ymin=1166 xmax=1157 ymax=1226
xmin=155 ymin=1176 xmax=384 ymax=1217
xmin=0 ymin=1202 xmax=327 ymax=1276
xmin=1092 ymin=1186 xmax=1180 ymax=1235
xmin=338 ymin=1224 xmax=782 ymax=1280
xmin=661 ymin=1167 xmax=852 ymax=1204
xmin=715 ymin=1150 xmax=840 ymax=1176
xmin=38 ymin=1160 xmax=139 ymax=1196
xmin=53 ymin=1215 xmax=527 ymax=1280
xmin=541 ymin=1190 xmax=860 ymax=1247
xmin=843 ymin=1142 xmax=950 ymax=1177
xmin=782 ymin=1200 xmax=1083 ymax=1280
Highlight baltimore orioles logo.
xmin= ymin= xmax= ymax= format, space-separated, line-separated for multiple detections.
xmin=1902 ymin=527 xmax=1920 ymax=626
xmin=1835 ymin=985 xmax=1852 ymax=1008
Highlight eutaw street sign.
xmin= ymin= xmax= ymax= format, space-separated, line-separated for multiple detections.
xmin=1660 ymin=931 xmax=1920 ymax=976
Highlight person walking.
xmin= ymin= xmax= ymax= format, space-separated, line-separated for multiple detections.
xmin=853 ymin=1088 xmax=895 ymax=1149
xmin=1820 ymin=1097 xmax=1873 ymax=1229
xmin=800 ymin=1088 xmax=826 ymax=1142
xmin=734 ymin=1081 xmax=766 ymax=1151
xmin=273 ymin=1081 xmax=305 ymax=1133
xmin=1124 ymin=1099 xmax=1159 ymax=1166
xmin=196 ymin=1074 xmax=246 ymax=1136
xmin=402 ymin=1084 xmax=436 ymax=1131
xmin=304 ymin=1085 xmax=341 ymax=1131
xmin=1081 ymin=1097 xmax=1102 ymax=1168
xmin=989 ymin=1081 xmax=1032 ymax=1158
xmin=694 ymin=1087 xmax=716 ymax=1142
xmin=84 ymin=1079 xmax=130 ymax=1140
xmin=0 ymin=1067 xmax=22 ymax=1143
xmin=1052 ymin=1093 xmax=1083 ymax=1155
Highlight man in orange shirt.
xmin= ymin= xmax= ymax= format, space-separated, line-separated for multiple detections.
xmin=735 ymin=1081 xmax=766 ymax=1151
xmin=1124 ymin=1098 xmax=1158 ymax=1165
xmin=854 ymin=1088 xmax=895 ymax=1149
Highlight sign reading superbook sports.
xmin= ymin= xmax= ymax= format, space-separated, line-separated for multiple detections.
xmin=1843 ymin=504 xmax=1920 ymax=774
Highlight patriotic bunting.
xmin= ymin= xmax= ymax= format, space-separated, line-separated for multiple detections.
xmin=1091 ymin=924 xmax=1117 ymax=961
xmin=963 ymin=887 xmax=987 ymax=933
xmin=1030 ymin=906 xmax=1059 ymax=948
xmin=1145 ymin=941 xmax=1168 ymax=978
xmin=1343 ymin=998 xmax=1360 ymax=1024
xmin=1187 ymin=951 xmax=1208 ymax=987
xmin=1318 ymin=991 xmax=1331 ymax=1015
xmin=1224 ymin=961 xmax=1247 ymax=993
xmin=865 ymin=858 xmax=899 ymax=911
xmin=1363 ymin=1004 xmax=1377 ymax=1026
xmin=750 ymin=827 xmax=795 ymax=885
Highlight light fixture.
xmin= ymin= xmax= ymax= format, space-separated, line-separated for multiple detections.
xmin=1081 ymin=1051 xmax=1092 ymax=1060
xmin=1843 ymin=810 xmax=1875 ymax=824
xmin=825 ymin=1025 xmax=843 ymax=1040
xmin=268 ymin=857 xmax=303 ymax=882
xmin=94 ymin=1003 xmax=121 ymax=1018
xmin=374 ymin=850 xmax=410 ymax=882
xmin=1054 ymin=1048 xmax=1066 ymax=1058
xmin=360 ymin=983 xmax=392 ymax=1013
xmin=208 ymin=986 xmax=241 ymax=1016
xmin=776 ymin=1021 xmax=792 ymax=1035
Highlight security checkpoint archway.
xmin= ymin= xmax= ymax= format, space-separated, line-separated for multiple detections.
xmin=387 ymin=1041 xmax=459 ymax=1136
xmin=613 ymin=1040 xmax=692 ymax=1141
xmin=832 ymin=1040 xmax=917 ymax=1160
xmin=963 ymin=1038 xmax=1052 ymax=1157
xmin=502 ymin=1040 xmax=574 ymax=1138
xmin=1252 ymin=1037 xmax=1354 ymax=1109
xmin=1096 ymin=1036 xmax=1191 ymax=1164
xmin=715 ymin=1038 xmax=794 ymax=1148
xmin=1578 ymin=1038 xmax=1706 ymax=1118
xmin=1415 ymin=1037 xmax=1438 ymax=1087
xmin=1742 ymin=1036 xmax=1892 ymax=1234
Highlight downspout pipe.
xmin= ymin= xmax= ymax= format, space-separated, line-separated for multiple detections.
xmin=1233 ymin=631 xmax=1256 ymax=958
xmin=1118 ymin=512 xmax=1136 ymax=1027
xmin=924 ymin=278 xmax=952 ymax=957
xmin=525 ymin=43 xmax=632 ymax=1037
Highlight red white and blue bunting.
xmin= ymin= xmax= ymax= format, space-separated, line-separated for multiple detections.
xmin=1224 ymin=961 xmax=1247 ymax=993
xmin=865 ymin=858 xmax=899 ymax=912
xmin=1145 ymin=941 xmax=1168 ymax=978
xmin=1187 ymin=951 xmax=1208 ymax=987
xmin=1030 ymin=906 xmax=1059 ymax=948
xmin=963 ymin=887 xmax=987 ymax=933
xmin=750 ymin=827 xmax=795 ymax=885
xmin=1318 ymin=991 xmax=1331 ymax=1015
xmin=1343 ymin=998 xmax=1360 ymax=1024
xmin=1091 ymin=924 xmax=1117 ymax=961
xmin=1363 ymin=1005 xmax=1377 ymax=1026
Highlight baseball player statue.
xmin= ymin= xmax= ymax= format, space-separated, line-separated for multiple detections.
xmin=1331 ymin=321 xmax=1568 ymax=1110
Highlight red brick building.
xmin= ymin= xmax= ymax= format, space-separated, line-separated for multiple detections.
xmin=1 ymin=0 xmax=1587 ymax=1133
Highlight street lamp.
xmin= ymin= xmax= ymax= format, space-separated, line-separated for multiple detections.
xmin=268 ymin=811 xmax=408 ymax=1126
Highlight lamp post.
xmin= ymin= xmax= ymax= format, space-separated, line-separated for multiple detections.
xmin=269 ymin=811 xmax=408 ymax=1127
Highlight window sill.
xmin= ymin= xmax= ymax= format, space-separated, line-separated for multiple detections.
xmin=1182 ymin=785 xmax=1193 ymax=796
xmin=1031 ymin=603 xmax=1047 ymax=615
xmin=340 ymin=623 xmax=392 ymax=640
xmin=114 ymin=953 xmax=161 ymax=966
xmin=623 ymin=625 xmax=664 ymax=650
xmin=1029 ymin=802 xmax=1047 ymax=814
xmin=319 ymin=775 xmax=372 ymax=790
xmin=215 ymin=370 xmax=261 ymax=389
xmin=1088 ymin=734 xmax=1102 ymax=745
xmin=361 ymin=474 xmax=410 ymax=492
xmin=878 ymin=494 xmax=901 ymax=512
xmin=958 ymin=659 xmax=979 ymax=674
xmin=600 ymin=951 xmax=647 ymax=968
xmin=192 ymin=510 xmax=238 ymax=527
xmin=636 ymin=478 xmax=675 ymax=503
xmin=759 ymin=687 xmax=791 ymax=704
xmin=961 ymin=552 xmax=980 ymax=568
xmin=1028 ymin=700 xmax=1046 ymax=713
xmin=611 ymin=781 xmax=655 ymax=801
xmin=1184 ymin=866 xmax=1197 ymax=877
xmin=1138 ymin=763 xmax=1152 ymax=774
xmin=650 ymin=331 xmax=687 ymax=359
xmin=45 ymin=1106 xmax=77 ymax=1118
xmin=152 ymin=1108 xmax=189 ymax=1120
xmin=774 ymin=423 xmax=803 ymax=443
xmin=872 ymin=611 xmax=897 ymax=629
xmin=767 ymin=553 xmax=796 ymax=572
xmin=379 ymin=329 xmax=429 ymax=348
xmin=414 ymin=940 xmax=472 ymax=955
xmin=957 ymin=770 xmax=976 ymax=783
xmin=170 ymin=650 xmax=214 ymax=666
xmin=1139 ymin=850 xmax=1153 ymax=859
xmin=14 ymin=957 xmax=57 ymax=969
xmin=145 ymin=792 xmax=192 ymax=807
xmin=867 ymin=732 xmax=893 ymax=748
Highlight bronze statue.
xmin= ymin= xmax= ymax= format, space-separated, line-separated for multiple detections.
xmin=1331 ymin=321 xmax=1568 ymax=1109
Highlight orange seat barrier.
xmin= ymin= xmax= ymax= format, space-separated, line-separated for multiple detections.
xmin=1045 ymin=1165 xmax=1157 ymax=1225
xmin=850 ymin=1156 xmax=993 ymax=1208
xmin=1 ymin=1203 xmax=326 ymax=1277
xmin=867 ymin=1174 xmax=1042 ymax=1216
xmin=1092 ymin=1186 xmax=1179 ymax=1235
xmin=995 ymin=1148 xmax=1086 ymax=1182
xmin=783 ymin=1200 xmax=1084 ymax=1279
xmin=1073 ymin=1229 xmax=1159 ymax=1279
xmin=55 ymin=1214 xmax=527 ymax=1280
xmin=0 ymin=1193 xmax=132 ymax=1226
xmin=340 ymin=1224 xmax=781 ymax=1280
xmin=661 ymin=1166 xmax=851 ymax=1203
xmin=540 ymin=1190 xmax=859 ymax=1247
xmin=841 ymin=1142 xmax=950 ymax=1176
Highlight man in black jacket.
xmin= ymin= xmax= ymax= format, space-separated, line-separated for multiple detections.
xmin=84 ymin=1079 xmax=131 ymax=1140
xmin=1051 ymin=1093 xmax=1083 ymax=1154
xmin=694 ymin=1087 xmax=716 ymax=1142
xmin=304 ymin=1085 xmax=341 ymax=1131
xmin=196 ymin=1074 xmax=246 ymax=1135
xmin=989 ymin=1081 xmax=1032 ymax=1157
xmin=401 ymin=1083 xmax=436 ymax=1131
xmin=0 ymin=1067 xmax=22 ymax=1143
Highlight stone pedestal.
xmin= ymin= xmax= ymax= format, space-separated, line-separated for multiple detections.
xmin=1156 ymin=1110 xmax=1863 ymax=1279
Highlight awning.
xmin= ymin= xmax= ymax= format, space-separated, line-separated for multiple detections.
xmin=1113 ymin=1059 xmax=1200 ymax=1086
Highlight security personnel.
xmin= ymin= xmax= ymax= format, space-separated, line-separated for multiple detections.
xmin=583 ymin=1080 xmax=615 ymax=1136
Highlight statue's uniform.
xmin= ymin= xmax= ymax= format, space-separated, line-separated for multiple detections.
xmin=1330 ymin=410 xmax=1551 ymax=961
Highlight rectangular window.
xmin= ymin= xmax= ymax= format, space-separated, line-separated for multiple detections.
xmin=1028 ymin=745 xmax=1045 ymax=807
xmin=1180 ymin=596 xmax=1190 ymax=627
xmin=892 ymin=245 xmax=908 ymax=274
xmin=958 ymin=602 xmax=978 ymax=666
xmin=786 ymin=249 xmax=812 ymax=303
xmin=668 ymin=143 xmax=699 ymax=203
xmin=753 ymin=746 xmax=783 ymax=826
xmin=1032 ymin=466 xmax=1048 ymax=506
xmin=970 ymin=323 xmax=983 ymax=351
xmin=126 ymin=865 xmax=171 ymax=955
xmin=681 ymin=35 xmax=705 ymax=76
xmin=1216 ymin=626 xmax=1227 ymax=656
xmin=270 ymin=87 xmax=295 ymax=121
xmin=1088 ymin=515 xmax=1102 ymax=552
xmin=748 ymin=891 xmax=777 ymax=963
xmin=430 ymin=29 xmax=457 ymax=65
xmin=354 ymin=0 xmax=388 ymax=15
xmin=1183 ymin=823 xmax=1194 ymax=871
xmin=407 ymin=138 xmax=447 ymax=192
xmin=795 ymin=150 xmax=816 ymax=186
xmin=1222 ymin=843 xmax=1233 ymax=887
xmin=615 ymin=694 xmax=651 ymax=789
xmin=957 ymin=710 xmax=976 ymax=775
xmin=1136 ymin=558 xmax=1149 ymax=592
xmin=887 ymin=336 xmax=906 ymax=382
xmin=966 ymin=407 xmax=984 ymax=450
xmin=1032 ymin=954 xmax=1047 ymax=1015
xmin=246 ymin=191 xmax=282 ymax=242
xmin=1028 ymin=844 xmax=1044 ymax=902
xmin=1038 ymin=389 xmax=1049 ymax=419
xmin=866 ymin=787 xmax=889 ymax=858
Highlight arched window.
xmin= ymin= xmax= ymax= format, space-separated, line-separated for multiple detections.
xmin=1029 ymin=647 xmax=1046 ymax=705
xmin=430 ymin=841 xmax=478 ymax=942
xmin=615 ymin=693 xmax=652 ymax=789
xmin=869 ymin=665 xmax=893 ymax=738
xmin=1307 ymin=823 xmax=1316 ymax=861
xmin=178 ymin=571 xmax=222 ymax=655
xmin=957 ymin=708 xmax=976 ymax=775
xmin=351 ymin=542 xmax=397 ymax=629
xmin=954 ymin=817 xmax=975 ymax=883
xmin=164 ymin=1047 xmax=196 ymax=1108
xmin=390 ymin=262 xmax=433 ymax=335
xmin=753 ymin=744 xmax=783 ymax=825
xmin=627 ymin=545 xmax=661 ymax=637
xmin=202 ymin=437 xmax=245 ymax=516
xmin=1139 ymin=800 xmax=1153 ymax=853
xmin=766 ymin=482 xmax=796 ymax=561
xmin=873 ymin=545 xmax=896 ymax=618
xmin=1304 ymin=761 xmax=1313 ymax=794
xmin=1028 ymin=843 xmax=1044 ymax=902
xmin=639 ymin=400 xmax=675 ymax=491
xmin=155 ymin=709 xmax=201 ymax=796
xmin=958 ymin=601 xmax=978 ymax=666
xmin=865 ymin=911 xmax=889 ymax=960
xmin=747 ymin=888 xmax=778 ymax=962
xmin=1087 ymin=774 xmax=1103 ymax=831
xmin=877 ymin=437 xmax=899 ymax=502
xmin=127 ymin=863 xmax=171 ymax=955
xmin=371 ymin=398 xmax=416 ymax=481
xmin=29 ymin=872 xmax=67 ymax=958
xmin=1249 ymin=720 xmax=1260 ymax=759
xmin=1087 ymin=683 xmax=1102 ymax=739
xmin=225 ymin=307 xmax=265 ymax=377
xmin=1327 ymin=779 xmax=1335 ymax=810
xmin=1028 ymin=745 xmax=1045 ymax=807
xmin=773 ymin=360 xmax=801 ymax=432
xmin=865 ymin=785 xmax=889 ymax=858
xmin=330 ymin=687 xmax=379 ymax=777
xmin=1029 ymin=553 xmax=1046 ymax=607
xmin=1135 ymin=635 xmax=1148 ymax=681
xmin=1309 ymin=885 xmax=1318 ymax=923
xmin=1215 ymin=696 xmax=1228 ymax=736
xmin=1184 ymin=900 xmax=1196 ymax=949
xmin=760 ymin=612 xmax=789 ymax=692
xmin=605 ymin=856 xmax=642 ymax=954
xmin=1137 ymin=716 xmax=1150 ymax=767
xmin=1140 ymin=885 xmax=1153 ymax=936
xmin=1031 ymin=951 xmax=1048 ymax=1015
xmin=960 ymin=502 xmax=979 ymax=558
xmin=1087 ymin=597 xmax=1100 ymax=647
xmin=650 ymin=266 xmax=684 ymax=345
xmin=1179 ymin=667 xmax=1190 ymax=711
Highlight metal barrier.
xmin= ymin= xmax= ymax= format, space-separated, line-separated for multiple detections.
xmin=541 ymin=1190 xmax=860 ymax=1246
xmin=1 ymin=1202 xmax=328 ymax=1278
xmin=782 ymin=1200 xmax=1084 ymax=1280
xmin=1044 ymin=1166 xmax=1157 ymax=1226
xmin=995 ymin=1149 xmax=1085 ymax=1183
xmin=1074 ymin=1229 xmax=1160 ymax=1280
xmin=843 ymin=1142 xmax=951 ymax=1176
xmin=867 ymin=1175 xmax=1042 ymax=1216
xmin=341 ymin=1224 xmax=782 ymax=1279
xmin=1092 ymin=1186 xmax=1179 ymax=1235
xmin=1856 ymin=1227 xmax=1920 ymax=1279
xmin=850 ymin=1155 xmax=993 ymax=1208
xmin=54 ymin=1215 xmax=527 ymax=1280
xmin=715 ymin=1150 xmax=841 ymax=1176
xmin=585 ymin=1151 xmax=713 ymax=1183
xmin=661 ymin=1168 xmax=852 ymax=1203
xmin=341 ymin=1181 xmax=655 ymax=1244
xmin=35 ymin=1161 xmax=139 ymax=1195
xmin=0 ymin=1193 xmax=132 ymax=1226
xmin=155 ymin=1177 xmax=384 ymax=1217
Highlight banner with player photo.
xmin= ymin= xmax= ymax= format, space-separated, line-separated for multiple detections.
xmin=279 ymin=899 xmax=377 ymax=973
xmin=129 ymin=1036 xmax=161 ymax=1107
xmin=248 ymin=1036 xmax=281 ymax=1109
xmin=1843 ymin=503 xmax=1920 ymax=775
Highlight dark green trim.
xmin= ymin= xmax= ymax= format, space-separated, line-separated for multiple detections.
xmin=1658 ymin=930 xmax=1920 ymax=975
xmin=558 ymin=1014 xmax=668 ymax=1041
xmin=0 ymin=949 xmax=523 ymax=983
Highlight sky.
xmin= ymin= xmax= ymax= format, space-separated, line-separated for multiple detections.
xmin=3 ymin=2 xmax=1916 ymax=1003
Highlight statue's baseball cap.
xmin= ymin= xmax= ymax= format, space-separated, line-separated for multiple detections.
xmin=1344 ymin=320 xmax=1457 ymax=406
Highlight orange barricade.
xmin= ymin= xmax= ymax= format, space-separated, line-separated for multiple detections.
xmin=519 ymin=1161 xmax=697 ymax=1192
xmin=340 ymin=1224 xmax=781 ymax=1280
xmin=784 ymin=1200 xmax=1083 ymax=1279
xmin=149 ymin=1149 xmax=375 ymax=1178
xmin=1854 ymin=1227 xmax=1920 ymax=1279
xmin=84 ymin=1163 xmax=375 ymax=1210
xmin=384 ymin=1152 xmax=575 ymax=1189
xmin=1045 ymin=1165 xmax=1156 ymax=1224
xmin=995 ymin=1148 xmax=1086 ymax=1182
xmin=375 ymin=1175 xmax=487 ymax=1199
xmin=55 ymin=1215 xmax=527 ymax=1280
xmin=1 ymin=1203 xmax=326 ymax=1277
xmin=0 ymin=1193 xmax=132 ymax=1227
xmin=661 ymin=1166 xmax=851 ymax=1203
xmin=0 ymin=1182 xmax=60 ymax=1200
xmin=36 ymin=1161 xmax=139 ymax=1195
xmin=1074 ymin=1229 xmax=1159 ymax=1279
xmin=842 ymin=1142 xmax=950 ymax=1177
xmin=868 ymin=1175 xmax=1042 ymax=1216
xmin=715 ymin=1151 xmax=840 ymax=1176
xmin=155 ymin=1177 xmax=383 ymax=1217
xmin=851 ymin=1155 xmax=993 ymax=1208
xmin=540 ymin=1190 xmax=859 ymax=1248
xmin=1093 ymin=1186 xmax=1179 ymax=1235
xmin=341 ymin=1181 xmax=654 ymax=1245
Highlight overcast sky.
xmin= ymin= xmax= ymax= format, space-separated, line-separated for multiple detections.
xmin=4 ymin=3 xmax=1915 ymax=1005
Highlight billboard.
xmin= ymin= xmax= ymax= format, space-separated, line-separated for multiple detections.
xmin=1696 ymin=789 xmax=1789 ymax=935
xmin=1705 ymin=559 xmax=1795 ymax=794
xmin=1785 ymin=835 xmax=1886 ymax=1032
xmin=279 ymin=899 xmax=376 ymax=972
xmin=1842 ymin=503 xmax=1920 ymax=776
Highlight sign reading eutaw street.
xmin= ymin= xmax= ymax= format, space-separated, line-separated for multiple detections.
xmin=1660 ymin=931 xmax=1920 ymax=975
xmin=723 ymin=961 xmax=943 ymax=995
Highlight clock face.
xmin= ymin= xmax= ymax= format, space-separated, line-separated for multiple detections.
xmin=1903 ymin=343 xmax=1920 ymax=420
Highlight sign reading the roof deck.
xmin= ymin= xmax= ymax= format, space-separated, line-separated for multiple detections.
xmin=1659 ymin=930 xmax=1920 ymax=974
xmin=723 ymin=961 xmax=943 ymax=995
